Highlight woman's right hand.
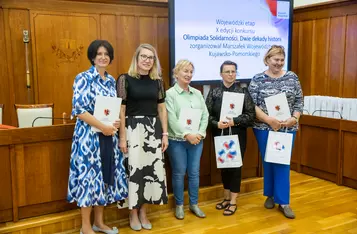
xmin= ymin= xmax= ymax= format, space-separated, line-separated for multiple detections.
xmin=119 ymin=138 xmax=128 ymax=154
xmin=101 ymin=124 xmax=117 ymax=136
xmin=217 ymin=121 xmax=229 ymax=129
xmin=185 ymin=134 xmax=200 ymax=145
xmin=267 ymin=116 xmax=282 ymax=131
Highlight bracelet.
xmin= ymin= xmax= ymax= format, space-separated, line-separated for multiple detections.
xmin=162 ymin=132 xmax=168 ymax=136
xmin=292 ymin=116 xmax=299 ymax=123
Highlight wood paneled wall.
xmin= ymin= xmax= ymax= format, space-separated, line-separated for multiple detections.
xmin=0 ymin=0 xmax=168 ymax=126
xmin=292 ymin=0 xmax=357 ymax=97
xmin=1 ymin=0 xmax=357 ymax=126
xmin=290 ymin=115 xmax=357 ymax=191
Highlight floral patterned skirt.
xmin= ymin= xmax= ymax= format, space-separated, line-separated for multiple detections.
xmin=124 ymin=116 xmax=168 ymax=209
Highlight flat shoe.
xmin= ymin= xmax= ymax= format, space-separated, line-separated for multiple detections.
xmin=92 ymin=225 xmax=119 ymax=234
xmin=279 ymin=205 xmax=296 ymax=219
xmin=216 ymin=199 xmax=230 ymax=210
xmin=189 ymin=205 xmax=206 ymax=218
xmin=264 ymin=197 xmax=275 ymax=209
xmin=129 ymin=216 xmax=142 ymax=231
xmin=139 ymin=212 xmax=152 ymax=230
xmin=141 ymin=222 xmax=152 ymax=230
xmin=223 ymin=204 xmax=237 ymax=216
xmin=175 ymin=205 xmax=185 ymax=220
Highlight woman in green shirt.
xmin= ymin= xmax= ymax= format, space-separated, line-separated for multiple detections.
xmin=166 ymin=59 xmax=209 ymax=220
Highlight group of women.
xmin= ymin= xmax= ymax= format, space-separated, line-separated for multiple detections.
xmin=67 ymin=40 xmax=303 ymax=234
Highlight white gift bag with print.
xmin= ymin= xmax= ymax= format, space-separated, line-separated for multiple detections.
xmin=265 ymin=130 xmax=293 ymax=165
xmin=214 ymin=128 xmax=243 ymax=168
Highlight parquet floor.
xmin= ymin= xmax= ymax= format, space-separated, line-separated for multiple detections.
xmin=76 ymin=172 xmax=357 ymax=234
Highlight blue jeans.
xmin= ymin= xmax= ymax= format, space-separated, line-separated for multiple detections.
xmin=167 ymin=140 xmax=203 ymax=205
xmin=253 ymin=129 xmax=296 ymax=205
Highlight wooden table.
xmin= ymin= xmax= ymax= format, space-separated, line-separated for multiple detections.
xmin=0 ymin=124 xmax=261 ymax=223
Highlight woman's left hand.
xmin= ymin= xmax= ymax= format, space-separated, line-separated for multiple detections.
xmin=281 ymin=117 xmax=297 ymax=128
xmin=162 ymin=135 xmax=169 ymax=152
xmin=113 ymin=119 xmax=120 ymax=129
xmin=226 ymin=117 xmax=235 ymax=127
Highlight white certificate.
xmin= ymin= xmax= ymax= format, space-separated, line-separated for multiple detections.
xmin=91 ymin=95 xmax=122 ymax=132
xmin=179 ymin=108 xmax=202 ymax=133
xmin=219 ymin=92 xmax=245 ymax=122
xmin=264 ymin=93 xmax=291 ymax=121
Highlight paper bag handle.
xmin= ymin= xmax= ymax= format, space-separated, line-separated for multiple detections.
xmin=220 ymin=127 xmax=232 ymax=136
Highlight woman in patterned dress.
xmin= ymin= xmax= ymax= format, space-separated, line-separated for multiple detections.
xmin=67 ymin=40 xmax=128 ymax=234
xmin=117 ymin=44 xmax=168 ymax=231
xmin=248 ymin=45 xmax=303 ymax=219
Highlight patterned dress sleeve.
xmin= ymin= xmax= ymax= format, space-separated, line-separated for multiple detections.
xmin=116 ymin=74 xmax=128 ymax=105
xmin=248 ymin=76 xmax=259 ymax=105
xmin=293 ymin=74 xmax=304 ymax=114
xmin=71 ymin=73 xmax=92 ymax=118
xmin=233 ymin=88 xmax=256 ymax=127
xmin=157 ymin=79 xmax=166 ymax=103
xmin=205 ymin=88 xmax=219 ymax=128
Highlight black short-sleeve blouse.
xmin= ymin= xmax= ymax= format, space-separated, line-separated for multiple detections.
xmin=116 ymin=73 xmax=165 ymax=116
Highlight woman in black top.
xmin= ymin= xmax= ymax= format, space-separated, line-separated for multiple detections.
xmin=205 ymin=60 xmax=255 ymax=216
xmin=116 ymin=44 xmax=168 ymax=231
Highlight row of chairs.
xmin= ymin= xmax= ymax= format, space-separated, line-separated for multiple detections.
xmin=0 ymin=103 xmax=54 ymax=128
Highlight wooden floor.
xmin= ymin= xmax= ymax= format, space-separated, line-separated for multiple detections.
xmin=69 ymin=172 xmax=357 ymax=234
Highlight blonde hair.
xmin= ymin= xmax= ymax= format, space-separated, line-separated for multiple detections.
xmin=172 ymin=59 xmax=195 ymax=79
xmin=263 ymin=45 xmax=285 ymax=66
xmin=128 ymin=43 xmax=162 ymax=80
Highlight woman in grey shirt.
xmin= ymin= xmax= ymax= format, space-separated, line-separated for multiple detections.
xmin=248 ymin=45 xmax=303 ymax=219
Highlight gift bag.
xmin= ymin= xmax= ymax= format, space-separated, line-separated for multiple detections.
xmin=265 ymin=130 xmax=293 ymax=165
xmin=214 ymin=128 xmax=243 ymax=168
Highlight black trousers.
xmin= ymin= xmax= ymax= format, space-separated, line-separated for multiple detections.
xmin=221 ymin=164 xmax=243 ymax=193
xmin=214 ymin=127 xmax=247 ymax=193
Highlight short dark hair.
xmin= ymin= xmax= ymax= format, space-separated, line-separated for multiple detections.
xmin=87 ymin=40 xmax=114 ymax=66
xmin=220 ymin=60 xmax=237 ymax=73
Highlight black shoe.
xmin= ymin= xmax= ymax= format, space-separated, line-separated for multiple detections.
xmin=223 ymin=204 xmax=237 ymax=216
xmin=215 ymin=199 xmax=230 ymax=210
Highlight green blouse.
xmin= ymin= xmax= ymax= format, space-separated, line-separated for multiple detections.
xmin=166 ymin=83 xmax=209 ymax=140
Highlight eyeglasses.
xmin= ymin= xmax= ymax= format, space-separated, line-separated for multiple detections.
xmin=222 ymin=70 xmax=237 ymax=75
xmin=139 ymin=54 xmax=155 ymax=61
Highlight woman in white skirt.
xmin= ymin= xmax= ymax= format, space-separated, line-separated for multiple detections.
xmin=116 ymin=44 xmax=168 ymax=231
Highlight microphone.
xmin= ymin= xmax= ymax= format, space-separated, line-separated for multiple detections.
xmin=311 ymin=110 xmax=343 ymax=119
xmin=31 ymin=116 xmax=72 ymax=127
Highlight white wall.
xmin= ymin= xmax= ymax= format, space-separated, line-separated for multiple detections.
xmin=294 ymin=0 xmax=334 ymax=8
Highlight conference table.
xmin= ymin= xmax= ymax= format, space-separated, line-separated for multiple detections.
xmin=1 ymin=116 xmax=356 ymax=223
xmin=0 ymin=123 xmax=260 ymax=223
